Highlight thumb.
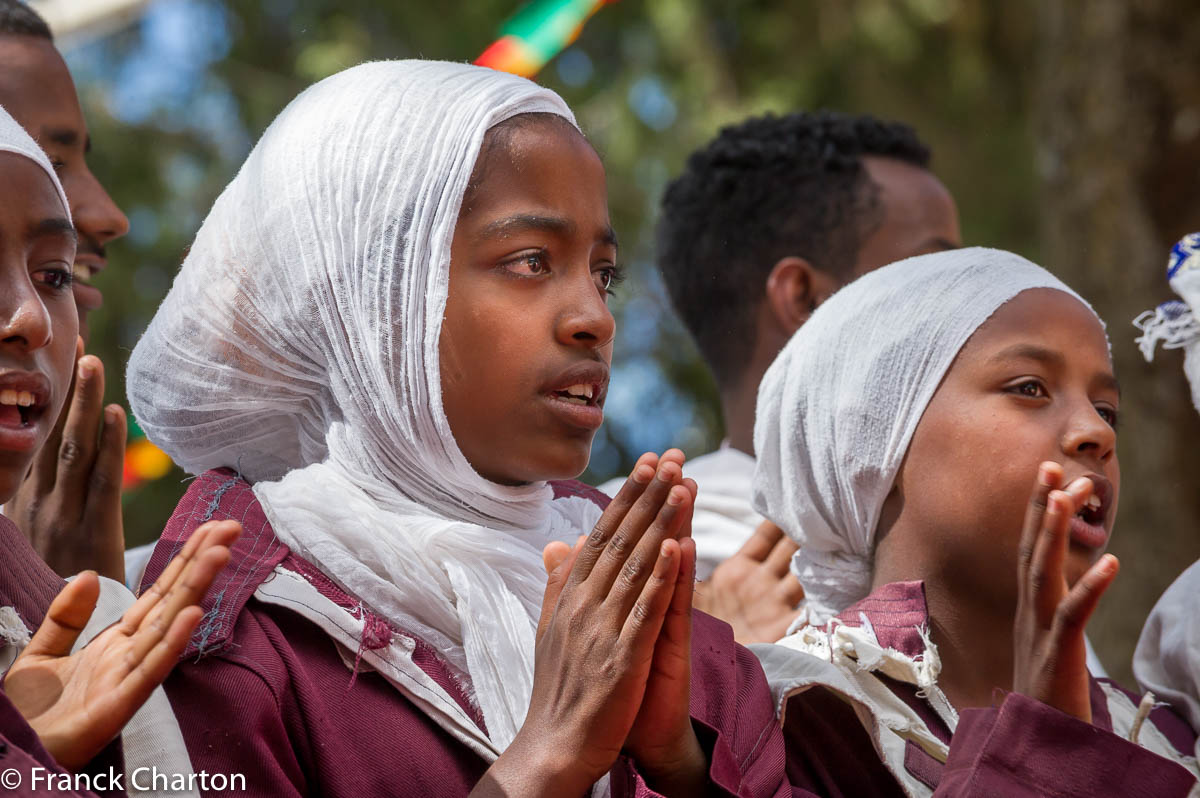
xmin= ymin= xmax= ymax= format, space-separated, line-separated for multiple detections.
xmin=537 ymin=536 xmax=585 ymax=642
xmin=542 ymin=541 xmax=572 ymax=576
xmin=23 ymin=572 xmax=100 ymax=658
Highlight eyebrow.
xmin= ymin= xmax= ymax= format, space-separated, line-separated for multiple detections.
xmin=989 ymin=342 xmax=1122 ymax=396
xmin=478 ymin=213 xmax=618 ymax=250
xmin=40 ymin=127 xmax=90 ymax=154
xmin=29 ymin=217 xmax=78 ymax=242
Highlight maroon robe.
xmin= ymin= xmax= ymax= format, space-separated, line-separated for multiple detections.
xmin=0 ymin=515 xmax=125 ymax=797
xmin=144 ymin=468 xmax=797 ymax=797
xmin=780 ymin=581 xmax=1198 ymax=796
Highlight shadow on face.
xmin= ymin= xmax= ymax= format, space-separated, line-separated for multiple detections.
xmin=0 ymin=151 xmax=78 ymax=501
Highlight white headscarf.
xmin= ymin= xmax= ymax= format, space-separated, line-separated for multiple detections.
xmin=752 ymin=247 xmax=1098 ymax=623
xmin=126 ymin=61 xmax=603 ymax=750
xmin=0 ymin=104 xmax=71 ymax=222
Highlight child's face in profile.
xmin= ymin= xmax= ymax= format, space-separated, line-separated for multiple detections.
xmin=440 ymin=118 xmax=617 ymax=485
xmin=891 ymin=288 xmax=1119 ymax=606
xmin=0 ymin=152 xmax=78 ymax=503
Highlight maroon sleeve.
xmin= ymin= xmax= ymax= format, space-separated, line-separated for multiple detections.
xmin=938 ymin=692 xmax=1197 ymax=797
xmin=610 ymin=611 xmax=809 ymax=798
xmin=0 ymin=689 xmax=125 ymax=797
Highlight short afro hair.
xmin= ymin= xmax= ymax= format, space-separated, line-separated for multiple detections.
xmin=657 ymin=111 xmax=930 ymax=389
xmin=0 ymin=0 xmax=52 ymax=39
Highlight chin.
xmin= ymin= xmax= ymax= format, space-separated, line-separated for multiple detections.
xmin=527 ymin=441 xmax=593 ymax=483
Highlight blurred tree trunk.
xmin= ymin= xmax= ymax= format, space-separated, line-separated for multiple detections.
xmin=1035 ymin=0 xmax=1200 ymax=686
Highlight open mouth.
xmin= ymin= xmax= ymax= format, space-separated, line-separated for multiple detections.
xmin=0 ymin=389 xmax=41 ymax=428
xmin=1076 ymin=492 xmax=1105 ymax=526
xmin=550 ymin=383 xmax=599 ymax=407
xmin=1067 ymin=474 xmax=1113 ymax=549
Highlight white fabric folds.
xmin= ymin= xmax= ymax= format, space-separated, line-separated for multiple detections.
xmin=127 ymin=61 xmax=602 ymax=750
xmin=751 ymin=247 xmax=1095 ymax=623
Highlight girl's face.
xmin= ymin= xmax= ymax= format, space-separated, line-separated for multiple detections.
xmin=440 ymin=118 xmax=617 ymax=486
xmin=885 ymin=288 xmax=1119 ymax=606
xmin=0 ymin=152 xmax=78 ymax=502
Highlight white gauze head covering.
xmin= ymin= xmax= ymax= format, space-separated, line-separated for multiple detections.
xmin=753 ymin=247 xmax=1101 ymax=624
xmin=0 ymin=104 xmax=71 ymax=223
xmin=126 ymin=61 xmax=603 ymax=750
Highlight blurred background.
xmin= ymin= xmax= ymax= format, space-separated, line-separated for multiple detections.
xmin=35 ymin=0 xmax=1200 ymax=684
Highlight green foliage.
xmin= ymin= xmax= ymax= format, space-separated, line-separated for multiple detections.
xmin=72 ymin=0 xmax=1043 ymax=545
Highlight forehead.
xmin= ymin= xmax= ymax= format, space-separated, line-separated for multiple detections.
xmin=463 ymin=120 xmax=608 ymax=224
xmin=959 ymin=287 xmax=1111 ymax=368
xmin=0 ymin=36 xmax=85 ymax=139
xmin=0 ymin=150 xmax=63 ymax=207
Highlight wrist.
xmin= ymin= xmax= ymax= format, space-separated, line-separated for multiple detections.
xmin=627 ymin=725 xmax=710 ymax=797
xmin=479 ymin=730 xmax=608 ymax=798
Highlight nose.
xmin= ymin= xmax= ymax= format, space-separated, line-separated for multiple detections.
xmin=1061 ymin=398 xmax=1117 ymax=466
xmin=556 ymin=268 xmax=616 ymax=351
xmin=0 ymin=275 xmax=54 ymax=353
xmin=70 ymin=167 xmax=130 ymax=246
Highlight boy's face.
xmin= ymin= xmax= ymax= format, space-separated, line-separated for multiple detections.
xmin=0 ymin=35 xmax=130 ymax=342
xmin=440 ymin=120 xmax=617 ymax=485
xmin=0 ymin=152 xmax=78 ymax=503
xmin=890 ymin=288 xmax=1120 ymax=606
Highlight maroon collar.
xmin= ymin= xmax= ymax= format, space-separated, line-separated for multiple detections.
xmin=832 ymin=579 xmax=1128 ymax=734
xmin=834 ymin=580 xmax=931 ymax=659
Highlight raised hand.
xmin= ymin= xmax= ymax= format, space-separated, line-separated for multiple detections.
xmin=693 ymin=519 xmax=805 ymax=644
xmin=6 ymin=348 xmax=127 ymax=581
xmin=3 ymin=520 xmax=240 ymax=770
xmin=478 ymin=451 xmax=696 ymax=797
xmin=1012 ymin=462 xmax=1119 ymax=722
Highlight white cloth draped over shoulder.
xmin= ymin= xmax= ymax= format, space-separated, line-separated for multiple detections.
xmin=1136 ymin=561 xmax=1200 ymax=759
xmin=751 ymin=247 xmax=1096 ymax=623
xmin=126 ymin=61 xmax=602 ymax=752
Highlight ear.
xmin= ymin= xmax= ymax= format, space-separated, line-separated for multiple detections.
xmin=764 ymin=256 xmax=841 ymax=335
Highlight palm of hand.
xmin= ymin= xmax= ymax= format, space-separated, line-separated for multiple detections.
xmin=694 ymin=521 xmax=804 ymax=645
xmin=6 ymin=622 xmax=142 ymax=770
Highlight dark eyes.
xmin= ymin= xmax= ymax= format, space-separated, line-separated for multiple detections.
xmin=33 ymin=266 xmax=74 ymax=291
xmin=1096 ymin=406 xmax=1119 ymax=429
xmin=1006 ymin=378 xmax=1119 ymax=428
xmin=1010 ymin=379 xmax=1048 ymax=399
xmin=499 ymin=250 xmax=623 ymax=296
xmin=504 ymin=251 xmax=550 ymax=277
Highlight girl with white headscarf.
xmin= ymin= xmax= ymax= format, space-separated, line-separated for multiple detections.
xmin=749 ymin=248 xmax=1199 ymax=796
xmin=126 ymin=61 xmax=793 ymax=797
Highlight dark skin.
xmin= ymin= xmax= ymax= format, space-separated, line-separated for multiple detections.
xmin=697 ymin=155 xmax=962 ymax=643
xmin=873 ymin=288 xmax=1121 ymax=718
xmin=1 ymin=34 xmax=130 ymax=581
xmin=0 ymin=150 xmax=240 ymax=771
xmin=443 ymin=120 xmax=709 ymax=796
xmin=0 ymin=153 xmax=78 ymax=502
